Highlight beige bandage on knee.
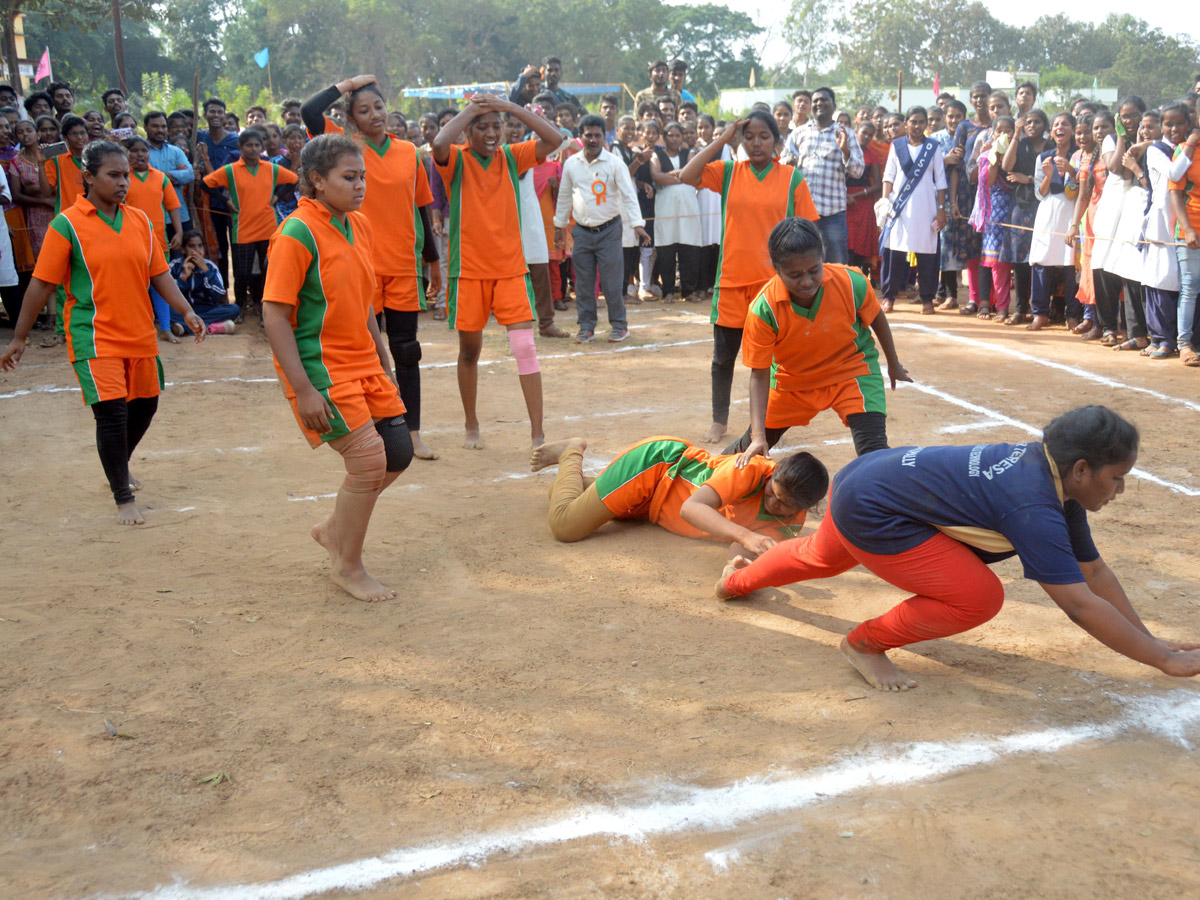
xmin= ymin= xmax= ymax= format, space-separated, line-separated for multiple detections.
xmin=329 ymin=424 xmax=387 ymax=494
xmin=548 ymin=445 xmax=614 ymax=542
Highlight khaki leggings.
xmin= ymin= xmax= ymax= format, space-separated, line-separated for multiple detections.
xmin=547 ymin=444 xmax=615 ymax=542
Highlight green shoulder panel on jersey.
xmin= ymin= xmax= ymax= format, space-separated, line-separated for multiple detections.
xmin=446 ymin=148 xmax=464 ymax=278
xmin=224 ymin=163 xmax=241 ymax=242
xmin=847 ymin=266 xmax=869 ymax=309
xmin=595 ymin=438 xmax=690 ymax=499
xmin=785 ymin=166 xmax=806 ymax=218
xmin=666 ymin=453 xmax=718 ymax=489
xmin=747 ymin=292 xmax=778 ymax=333
xmin=504 ymin=145 xmax=522 ymax=231
xmin=51 ymin=215 xmax=99 ymax=360
xmin=708 ymin=160 xmax=737 ymax=324
xmin=278 ymin=217 xmax=334 ymax=391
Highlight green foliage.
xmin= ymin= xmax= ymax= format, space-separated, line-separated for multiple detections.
xmin=1037 ymin=65 xmax=1092 ymax=111
xmin=780 ymin=0 xmax=834 ymax=85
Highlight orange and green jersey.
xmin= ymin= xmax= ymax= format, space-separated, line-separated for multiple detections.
xmin=203 ymin=157 xmax=298 ymax=243
xmin=319 ymin=119 xmax=434 ymax=277
xmin=33 ymin=195 xmax=167 ymax=362
xmin=743 ymin=265 xmax=882 ymax=391
xmin=264 ymin=196 xmax=386 ymax=394
xmin=435 ymin=139 xmax=542 ymax=279
xmin=698 ymin=159 xmax=818 ymax=295
xmin=1169 ymin=150 xmax=1200 ymax=235
xmin=125 ymin=166 xmax=181 ymax=257
xmin=593 ymin=436 xmax=808 ymax=541
xmin=44 ymin=154 xmax=85 ymax=215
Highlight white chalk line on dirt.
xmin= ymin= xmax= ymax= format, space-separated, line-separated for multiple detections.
xmin=105 ymin=690 xmax=1200 ymax=900
xmin=893 ymin=322 xmax=1200 ymax=415
xmin=0 ymin=340 xmax=713 ymax=400
xmin=894 ymin=376 xmax=1200 ymax=497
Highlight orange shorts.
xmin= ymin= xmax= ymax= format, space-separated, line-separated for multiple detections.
xmin=447 ymin=274 xmax=535 ymax=331
xmin=710 ymin=281 xmax=768 ymax=328
xmin=375 ymin=273 xmax=424 ymax=315
xmin=765 ymin=375 xmax=885 ymax=429
xmin=72 ymin=356 xmax=163 ymax=405
xmin=289 ymin=373 xmax=406 ymax=447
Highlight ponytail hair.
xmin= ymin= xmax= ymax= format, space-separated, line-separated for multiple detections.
xmin=768 ymin=217 xmax=825 ymax=267
xmin=772 ymin=451 xmax=829 ymax=509
xmin=298 ymin=133 xmax=361 ymax=198
xmin=1043 ymin=406 xmax=1138 ymax=474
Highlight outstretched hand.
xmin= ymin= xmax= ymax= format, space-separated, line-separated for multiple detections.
xmin=888 ymin=361 xmax=913 ymax=390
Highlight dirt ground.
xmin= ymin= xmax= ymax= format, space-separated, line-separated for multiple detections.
xmin=2 ymin=298 xmax=1199 ymax=900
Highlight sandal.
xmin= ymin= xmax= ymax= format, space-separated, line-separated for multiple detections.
xmin=1080 ymin=326 xmax=1102 ymax=341
xmin=1026 ymin=315 xmax=1049 ymax=331
xmin=1099 ymin=331 xmax=1118 ymax=346
xmin=1182 ymin=347 xmax=1200 ymax=367
xmin=921 ymin=301 xmax=936 ymax=315
xmin=1113 ymin=338 xmax=1150 ymax=351
xmin=976 ymin=304 xmax=991 ymax=319
xmin=938 ymin=297 xmax=959 ymax=311
xmin=38 ymin=333 xmax=64 ymax=348
xmin=1139 ymin=344 xmax=1156 ymax=356
xmin=432 ymin=308 xmax=447 ymax=321
xmin=1003 ymin=314 xmax=1020 ymax=326
xmin=959 ymin=302 xmax=978 ymax=316
xmin=1150 ymin=346 xmax=1178 ymax=359
xmin=1072 ymin=319 xmax=1094 ymax=335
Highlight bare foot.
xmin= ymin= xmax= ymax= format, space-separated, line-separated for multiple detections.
xmin=463 ymin=427 xmax=485 ymax=450
xmin=116 ymin=501 xmax=145 ymax=525
xmin=128 ymin=475 xmax=143 ymax=493
xmin=159 ymin=329 xmax=181 ymax=344
xmin=701 ymin=422 xmax=727 ymax=444
xmin=714 ymin=555 xmax=751 ymax=600
xmin=330 ymin=563 xmax=395 ymax=603
xmin=311 ymin=518 xmax=338 ymax=566
xmin=531 ymin=433 xmax=545 ymax=450
xmin=410 ymin=432 xmax=439 ymax=460
xmin=839 ymin=637 xmax=916 ymax=692
xmin=530 ymin=437 xmax=586 ymax=472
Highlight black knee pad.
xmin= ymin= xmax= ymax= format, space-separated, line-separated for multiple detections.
xmin=375 ymin=415 xmax=414 ymax=473
xmin=393 ymin=339 xmax=422 ymax=368
xmin=847 ymin=412 xmax=889 ymax=457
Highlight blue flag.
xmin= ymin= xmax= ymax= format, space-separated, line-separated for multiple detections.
xmin=254 ymin=47 xmax=269 ymax=69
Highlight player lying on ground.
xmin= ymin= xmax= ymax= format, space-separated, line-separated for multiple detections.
xmin=531 ymin=435 xmax=827 ymax=557
xmin=262 ymin=135 xmax=413 ymax=603
xmin=716 ymin=405 xmax=1200 ymax=690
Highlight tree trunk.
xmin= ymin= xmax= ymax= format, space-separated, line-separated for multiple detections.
xmin=2 ymin=2 xmax=20 ymax=93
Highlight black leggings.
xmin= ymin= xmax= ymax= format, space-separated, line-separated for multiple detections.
xmin=711 ymin=324 xmax=742 ymax=426
xmin=724 ymin=411 xmax=890 ymax=458
xmin=383 ymin=308 xmax=422 ymax=432
xmin=1093 ymin=269 xmax=1123 ymax=333
xmin=92 ymin=397 xmax=158 ymax=505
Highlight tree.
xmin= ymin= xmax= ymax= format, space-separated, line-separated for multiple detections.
xmin=780 ymin=0 xmax=836 ymax=86
xmin=1096 ymin=15 xmax=1198 ymax=104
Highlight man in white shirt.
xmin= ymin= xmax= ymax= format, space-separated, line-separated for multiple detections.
xmin=554 ymin=114 xmax=650 ymax=343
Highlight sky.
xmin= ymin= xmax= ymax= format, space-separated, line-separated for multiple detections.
xmin=681 ymin=0 xmax=1200 ymax=69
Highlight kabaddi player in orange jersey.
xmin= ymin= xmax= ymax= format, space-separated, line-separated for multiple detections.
xmin=2 ymin=141 xmax=206 ymax=525
xmin=262 ymin=135 xmax=412 ymax=603
xmin=727 ymin=217 xmax=910 ymax=463
xmin=432 ymin=93 xmax=566 ymax=450
xmin=530 ymin=436 xmax=827 ymax=558
xmin=675 ymin=112 xmax=819 ymax=446
xmin=302 ymin=74 xmax=443 ymax=460
xmin=38 ymin=113 xmax=89 ymax=345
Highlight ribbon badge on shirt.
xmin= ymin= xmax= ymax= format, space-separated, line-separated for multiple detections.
xmin=591 ymin=178 xmax=607 ymax=206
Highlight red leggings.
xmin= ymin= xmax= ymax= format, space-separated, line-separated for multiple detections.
xmin=725 ymin=513 xmax=1005 ymax=653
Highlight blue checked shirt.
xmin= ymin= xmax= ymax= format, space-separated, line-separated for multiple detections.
xmin=781 ymin=121 xmax=864 ymax=216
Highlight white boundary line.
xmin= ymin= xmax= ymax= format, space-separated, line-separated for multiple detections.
xmin=103 ymin=690 xmax=1200 ymax=900
xmin=895 ymin=378 xmax=1200 ymax=497
xmin=892 ymin=322 xmax=1200 ymax=415
xmin=0 ymin=340 xmax=713 ymax=400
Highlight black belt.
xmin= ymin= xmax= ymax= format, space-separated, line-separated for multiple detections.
xmin=575 ymin=216 xmax=619 ymax=234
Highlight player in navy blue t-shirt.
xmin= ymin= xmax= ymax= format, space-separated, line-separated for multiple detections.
xmin=718 ymin=406 xmax=1200 ymax=691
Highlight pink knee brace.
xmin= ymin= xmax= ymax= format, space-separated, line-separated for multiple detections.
xmin=508 ymin=327 xmax=540 ymax=375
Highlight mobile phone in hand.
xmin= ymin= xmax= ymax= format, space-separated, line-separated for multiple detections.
xmin=42 ymin=141 xmax=69 ymax=158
